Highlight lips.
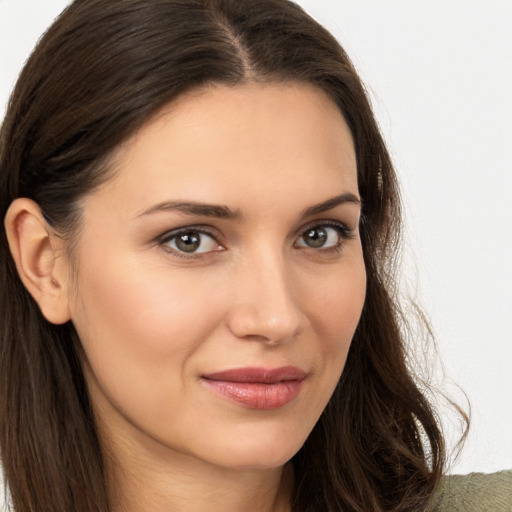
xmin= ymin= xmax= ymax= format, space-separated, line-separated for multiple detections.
xmin=201 ymin=366 xmax=306 ymax=410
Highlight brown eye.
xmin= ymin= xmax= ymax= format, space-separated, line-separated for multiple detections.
xmin=302 ymin=227 xmax=328 ymax=248
xmin=175 ymin=232 xmax=201 ymax=252
xmin=163 ymin=230 xmax=219 ymax=254
xmin=296 ymin=225 xmax=345 ymax=249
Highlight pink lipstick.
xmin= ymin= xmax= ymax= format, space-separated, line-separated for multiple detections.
xmin=201 ymin=366 xmax=306 ymax=410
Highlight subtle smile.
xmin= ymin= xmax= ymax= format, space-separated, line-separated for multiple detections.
xmin=201 ymin=366 xmax=306 ymax=410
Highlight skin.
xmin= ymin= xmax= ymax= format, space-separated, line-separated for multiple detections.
xmin=6 ymin=82 xmax=366 ymax=512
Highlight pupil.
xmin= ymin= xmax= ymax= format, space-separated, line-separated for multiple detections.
xmin=305 ymin=227 xmax=327 ymax=248
xmin=176 ymin=232 xmax=200 ymax=252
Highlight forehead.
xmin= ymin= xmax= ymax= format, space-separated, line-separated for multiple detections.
xmin=86 ymin=82 xmax=358 ymax=216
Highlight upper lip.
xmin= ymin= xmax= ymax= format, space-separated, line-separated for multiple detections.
xmin=202 ymin=366 xmax=306 ymax=384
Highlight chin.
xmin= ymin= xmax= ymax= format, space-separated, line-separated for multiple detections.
xmin=191 ymin=426 xmax=309 ymax=471
xmin=209 ymin=447 xmax=298 ymax=471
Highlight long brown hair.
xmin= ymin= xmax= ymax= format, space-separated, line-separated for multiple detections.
xmin=0 ymin=1 xmax=466 ymax=510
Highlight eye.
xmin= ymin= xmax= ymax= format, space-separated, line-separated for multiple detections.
xmin=161 ymin=229 xmax=221 ymax=254
xmin=296 ymin=223 xmax=349 ymax=250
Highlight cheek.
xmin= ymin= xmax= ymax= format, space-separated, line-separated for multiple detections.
xmin=68 ymin=252 xmax=227 ymax=409
xmin=305 ymin=258 xmax=366 ymax=357
xmin=287 ymin=256 xmax=366 ymax=432
xmin=73 ymin=256 xmax=221 ymax=353
xmin=69 ymin=254 xmax=233 ymax=441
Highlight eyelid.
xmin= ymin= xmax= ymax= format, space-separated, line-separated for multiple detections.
xmin=294 ymin=219 xmax=355 ymax=250
xmin=157 ymin=225 xmax=219 ymax=243
xmin=297 ymin=219 xmax=354 ymax=238
xmin=156 ymin=225 xmax=225 ymax=258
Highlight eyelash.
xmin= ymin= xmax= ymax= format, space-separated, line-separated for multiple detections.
xmin=156 ymin=220 xmax=355 ymax=260
xmin=295 ymin=220 xmax=355 ymax=252
xmin=157 ymin=226 xmax=221 ymax=260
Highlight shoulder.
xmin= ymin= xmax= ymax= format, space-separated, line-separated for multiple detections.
xmin=429 ymin=470 xmax=512 ymax=512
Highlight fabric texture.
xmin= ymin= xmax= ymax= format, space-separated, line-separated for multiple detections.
xmin=430 ymin=470 xmax=512 ymax=511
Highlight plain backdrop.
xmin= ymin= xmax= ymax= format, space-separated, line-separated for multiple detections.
xmin=1 ymin=0 xmax=511 ymax=476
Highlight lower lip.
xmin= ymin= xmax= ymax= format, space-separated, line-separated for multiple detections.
xmin=202 ymin=379 xmax=303 ymax=410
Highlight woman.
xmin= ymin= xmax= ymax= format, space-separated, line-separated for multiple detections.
xmin=0 ymin=0 xmax=480 ymax=511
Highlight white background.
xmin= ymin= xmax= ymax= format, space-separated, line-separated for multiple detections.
xmin=1 ymin=0 xmax=511 ymax=475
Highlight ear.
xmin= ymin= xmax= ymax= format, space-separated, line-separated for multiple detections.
xmin=4 ymin=198 xmax=71 ymax=324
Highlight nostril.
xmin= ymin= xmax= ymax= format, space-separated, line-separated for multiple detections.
xmin=227 ymin=304 xmax=306 ymax=346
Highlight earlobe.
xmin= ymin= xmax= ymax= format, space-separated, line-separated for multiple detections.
xmin=4 ymin=198 xmax=71 ymax=325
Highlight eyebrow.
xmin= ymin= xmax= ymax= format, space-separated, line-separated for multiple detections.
xmin=136 ymin=192 xmax=360 ymax=220
xmin=137 ymin=200 xmax=241 ymax=220
xmin=300 ymin=192 xmax=361 ymax=217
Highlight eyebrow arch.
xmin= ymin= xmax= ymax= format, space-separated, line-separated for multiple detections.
xmin=136 ymin=200 xmax=242 ymax=220
xmin=300 ymin=192 xmax=361 ymax=218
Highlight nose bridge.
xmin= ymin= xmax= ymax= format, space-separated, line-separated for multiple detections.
xmin=227 ymin=244 xmax=306 ymax=344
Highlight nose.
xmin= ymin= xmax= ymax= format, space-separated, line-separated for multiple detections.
xmin=226 ymin=250 xmax=308 ymax=345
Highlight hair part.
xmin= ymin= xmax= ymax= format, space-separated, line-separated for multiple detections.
xmin=1 ymin=1 xmax=467 ymax=511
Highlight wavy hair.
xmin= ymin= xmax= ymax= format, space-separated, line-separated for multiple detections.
xmin=0 ymin=1 xmax=466 ymax=510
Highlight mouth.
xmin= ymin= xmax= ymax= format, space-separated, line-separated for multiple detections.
xmin=201 ymin=366 xmax=306 ymax=410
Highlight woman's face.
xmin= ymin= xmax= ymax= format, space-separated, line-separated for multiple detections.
xmin=67 ymin=82 xmax=366 ymax=470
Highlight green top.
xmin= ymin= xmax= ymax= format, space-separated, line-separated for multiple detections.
xmin=430 ymin=470 xmax=512 ymax=511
